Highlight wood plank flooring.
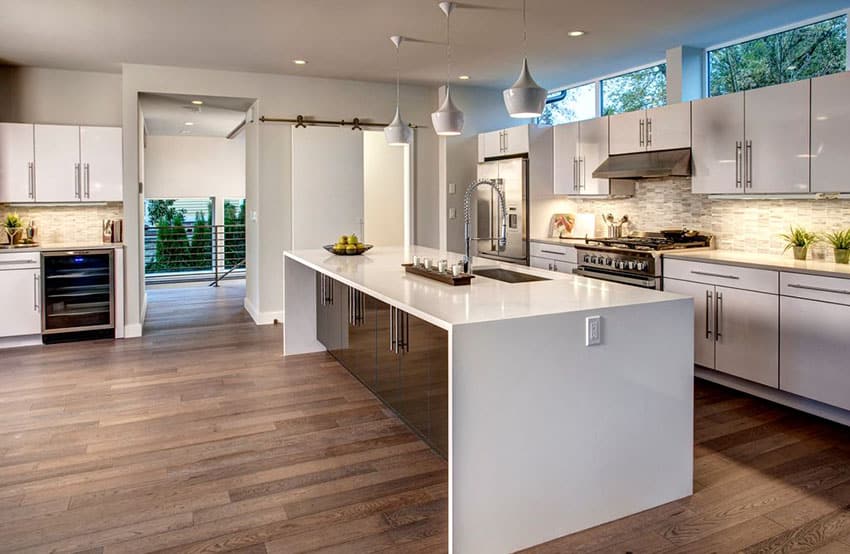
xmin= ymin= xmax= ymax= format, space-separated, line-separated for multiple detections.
xmin=0 ymin=281 xmax=848 ymax=553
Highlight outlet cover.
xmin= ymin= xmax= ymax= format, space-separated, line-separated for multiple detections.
xmin=449 ymin=183 xmax=456 ymax=194
xmin=448 ymin=207 xmax=457 ymax=220
xmin=586 ymin=316 xmax=601 ymax=346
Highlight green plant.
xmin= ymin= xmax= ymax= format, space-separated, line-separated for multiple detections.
xmin=3 ymin=213 xmax=22 ymax=229
xmin=779 ymin=226 xmax=819 ymax=252
xmin=823 ymin=229 xmax=850 ymax=250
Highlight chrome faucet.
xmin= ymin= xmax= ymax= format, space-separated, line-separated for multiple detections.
xmin=463 ymin=179 xmax=507 ymax=273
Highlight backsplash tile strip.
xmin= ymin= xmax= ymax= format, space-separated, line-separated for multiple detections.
xmin=0 ymin=203 xmax=123 ymax=245
xmin=534 ymin=180 xmax=850 ymax=260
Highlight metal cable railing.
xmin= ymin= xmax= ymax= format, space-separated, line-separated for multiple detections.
xmin=144 ymin=224 xmax=246 ymax=286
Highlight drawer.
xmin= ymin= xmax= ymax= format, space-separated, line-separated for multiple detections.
xmin=780 ymin=271 xmax=850 ymax=306
xmin=0 ymin=251 xmax=41 ymax=268
xmin=663 ymin=258 xmax=778 ymax=294
xmin=530 ymin=242 xmax=577 ymax=264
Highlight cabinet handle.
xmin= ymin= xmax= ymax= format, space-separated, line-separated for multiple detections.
xmin=553 ymin=262 xmax=558 ymax=272
xmin=540 ymin=249 xmax=564 ymax=256
xmin=639 ymin=119 xmax=645 ymax=147
xmin=548 ymin=263 xmax=553 ymax=270
xmin=28 ymin=162 xmax=34 ymax=198
xmin=735 ymin=141 xmax=742 ymax=188
xmin=33 ymin=273 xmax=40 ymax=312
xmin=691 ymin=270 xmax=740 ymax=280
xmin=715 ymin=291 xmax=723 ymax=342
xmin=705 ymin=290 xmax=713 ymax=339
xmin=646 ymin=118 xmax=652 ymax=148
xmin=0 ymin=259 xmax=38 ymax=265
xmin=573 ymin=158 xmax=579 ymax=191
xmin=579 ymin=157 xmax=585 ymax=189
xmin=389 ymin=306 xmax=395 ymax=352
xmin=84 ymin=163 xmax=91 ymax=199
xmin=787 ymin=283 xmax=850 ymax=296
xmin=74 ymin=163 xmax=81 ymax=198
xmin=348 ymin=288 xmax=353 ymax=325
xmin=746 ymin=140 xmax=753 ymax=189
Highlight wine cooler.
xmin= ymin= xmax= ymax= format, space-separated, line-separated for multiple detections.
xmin=42 ymin=250 xmax=115 ymax=342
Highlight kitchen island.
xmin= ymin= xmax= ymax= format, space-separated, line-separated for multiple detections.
xmin=283 ymin=246 xmax=694 ymax=553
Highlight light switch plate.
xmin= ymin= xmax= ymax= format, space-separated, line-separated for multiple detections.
xmin=448 ymin=208 xmax=457 ymax=220
xmin=586 ymin=316 xmax=601 ymax=346
xmin=449 ymin=183 xmax=456 ymax=194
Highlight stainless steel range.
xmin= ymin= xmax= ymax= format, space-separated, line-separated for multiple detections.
xmin=574 ymin=231 xmax=713 ymax=289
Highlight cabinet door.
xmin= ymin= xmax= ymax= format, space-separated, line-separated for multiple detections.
xmin=646 ymin=102 xmax=691 ymax=151
xmin=578 ymin=116 xmax=610 ymax=195
xmin=375 ymin=302 xmax=401 ymax=408
xmin=714 ymin=286 xmax=779 ymax=387
xmin=477 ymin=133 xmax=486 ymax=163
xmin=34 ymin=124 xmax=80 ymax=202
xmin=745 ymin=80 xmax=810 ymax=194
xmin=530 ymin=255 xmax=554 ymax=271
xmin=811 ymin=72 xmax=850 ymax=193
xmin=329 ymin=280 xmax=348 ymax=362
xmin=552 ymin=122 xmax=579 ymax=194
xmin=80 ymin=126 xmax=122 ymax=202
xmin=0 ymin=123 xmax=35 ymax=203
xmin=428 ymin=322 xmax=449 ymax=458
xmin=503 ymin=125 xmax=529 ymax=156
xmin=397 ymin=312 xmax=431 ymax=439
xmin=780 ymin=296 xmax=850 ymax=411
xmin=608 ymin=109 xmax=645 ymax=155
xmin=483 ymin=130 xmax=502 ymax=159
xmin=350 ymin=293 xmax=379 ymax=389
xmin=691 ymin=92 xmax=745 ymax=194
xmin=0 ymin=268 xmax=41 ymax=337
xmin=663 ymin=278 xmax=715 ymax=368
xmin=553 ymin=261 xmax=577 ymax=274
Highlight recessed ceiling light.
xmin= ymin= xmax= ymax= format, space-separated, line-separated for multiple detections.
xmin=184 ymin=121 xmax=194 ymax=126
xmin=191 ymin=100 xmax=204 ymax=105
xmin=567 ymin=30 xmax=586 ymax=37
xmin=293 ymin=59 xmax=308 ymax=65
xmin=458 ymin=75 xmax=470 ymax=80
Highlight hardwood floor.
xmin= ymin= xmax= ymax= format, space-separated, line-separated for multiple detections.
xmin=1 ymin=281 xmax=849 ymax=553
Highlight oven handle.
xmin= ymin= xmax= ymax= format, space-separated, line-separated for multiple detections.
xmin=573 ymin=267 xmax=657 ymax=288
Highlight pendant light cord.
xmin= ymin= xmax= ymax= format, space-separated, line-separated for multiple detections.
xmin=446 ymin=8 xmax=452 ymax=92
xmin=522 ymin=0 xmax=527 ymax=58
xmin=395 ymin=42 xmax=400 ymax=108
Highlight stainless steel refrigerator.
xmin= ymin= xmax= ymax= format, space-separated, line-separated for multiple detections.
xmin=474 ymin=157 xmax=528 ymax=265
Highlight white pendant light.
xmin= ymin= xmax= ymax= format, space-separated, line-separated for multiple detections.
xmin=431 ymin=1 xmax=464 ymax=136
xmin=385 ymin=35 xmax=413 ymax=146
xmin=503 ymin=0 xmax=547 ymax=118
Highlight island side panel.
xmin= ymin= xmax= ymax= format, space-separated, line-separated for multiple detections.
xmin=283 ymin=255 xmax=325 ymax=355
xmin=449 ymin=298 xmax=694 ymax=554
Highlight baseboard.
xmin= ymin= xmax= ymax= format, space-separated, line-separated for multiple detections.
xmin=0 ymin=335 xmax=42 ymax=350
xmin=124 ymin=323 xmax=143 ymax=338
xmin=243 ymin=297 xmax=283 ymax=325
xmin=141 ymin=292 xmax=148 ymax=325
xmin=695 ymin=366 xmax=850 ymax=427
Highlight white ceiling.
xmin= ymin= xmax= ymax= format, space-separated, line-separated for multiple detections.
xmin=0 ymin=1 xmax=846 ymax=89
xmin=139 ymin=93 xmax=254 ymax=137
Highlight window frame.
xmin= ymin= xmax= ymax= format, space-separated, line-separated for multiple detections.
xmin=599 ymin=61 xmax=668 ymax=115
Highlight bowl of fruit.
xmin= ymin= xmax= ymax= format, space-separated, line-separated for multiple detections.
xmin=324 ymin=234 xmax=373 ymax=256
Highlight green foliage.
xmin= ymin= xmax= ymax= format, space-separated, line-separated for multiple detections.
xmin=223 ymin=199 xmax=246 ymax=270
xmin=779 ymin=226 xmax=819 ymax=251
xmin=188 ymin=211 xmax=213 ymax=271
xmin=602 ymin=64 xmax=667 ymax=116
xmin=538 ymin=83 xmax=596 ymax=126
xmin=146 ymin=200 xmax=185 ymax=226
xmin=3 ymin=213 xmax=22 ymax=229
xmin=823 ymin=228 xmax=850 ymax=250
xmin=709 ymin=16 xmax=847 ymax=96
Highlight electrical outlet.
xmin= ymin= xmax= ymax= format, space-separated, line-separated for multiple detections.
xmin=448 ymin=183 xmax=456 ymax=194
xmin=586 ymin=316 xmax=601 ymax=346
xmin=448 ymin=208 xmax=456 ymax=220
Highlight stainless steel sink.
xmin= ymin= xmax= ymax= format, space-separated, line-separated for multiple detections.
xmin=473 ymin=268 xmax=550 ymax=284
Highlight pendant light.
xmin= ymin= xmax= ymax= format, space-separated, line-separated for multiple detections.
xmin=431 ymin=1 xmax=464 ymax=136
xmin=385 ymin=35 xmax=413 ymax=146
xmin=503 ymin=0 xmax=547 ymax=118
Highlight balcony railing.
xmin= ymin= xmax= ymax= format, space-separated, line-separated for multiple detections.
xmin=144 ymin=223 xmax=246 ymax=286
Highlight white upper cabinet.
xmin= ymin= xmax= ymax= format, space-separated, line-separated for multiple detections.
xmin=0 ymin=123 xmax=35 ymax=203
xmin=645 ymin=103 xmax=691 ymax=152
xmin=691 ymin=92 xmax=745 ymax=194
xmin=478 ymin=124 xmax=529 ymax=161
xmin=745 ymin=80 xmax=810 ymax=194
xmin=34 ymin=124 xmax=81 ymax=202
xmin=811 ymin=71 xmax=850 ymax=193
xmin=552 ymin=122 xmax=579 ymax=194
xmin=608 ymin=110 xmax=646 ymax=155
xmin=80 ymin=126 xmax=123 ymax=202
xmin=578 ymin=116 xmax=610 ymax=195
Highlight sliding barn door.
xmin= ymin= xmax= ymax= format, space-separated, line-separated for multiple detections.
xmin=291 ymin=126 xmax=364 ymax=249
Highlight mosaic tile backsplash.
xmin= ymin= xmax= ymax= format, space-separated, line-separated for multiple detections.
xmin=0 ymin=203 xmax=123 ymax=245
xmin=534 ymin=180 xmax=850 ymax=261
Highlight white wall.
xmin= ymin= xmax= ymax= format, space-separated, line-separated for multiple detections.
xmin=363 ymin=131 xmax=404 ymax=246
xmin=0 ymin=66 xmax=121 ymax=125
xmin=144 ymin=134 xmax=246 ymax=225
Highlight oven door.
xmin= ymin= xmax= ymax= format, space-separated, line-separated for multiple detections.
xmin=573 ymin=266 xmax=659 ymax=289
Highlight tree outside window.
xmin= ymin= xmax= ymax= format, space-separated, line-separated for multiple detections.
xmin=601 ymin=64 xmax=667 ymax=115
xmin=538 ymin=83 xmax=596 ymax=126
xmin=709 ymin=15 xmax=847 ymax=97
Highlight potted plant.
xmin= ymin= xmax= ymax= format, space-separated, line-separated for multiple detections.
xmin=823 ymin=229 xmax=850 ymax=264
xmin=3 ymin=213 xmax=23 ymax=245
xmin=779 ymin=226 xmax=818 ymax=261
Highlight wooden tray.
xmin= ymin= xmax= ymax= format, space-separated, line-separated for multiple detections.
xmin=402 ymin=263 xmax=474 ymax=286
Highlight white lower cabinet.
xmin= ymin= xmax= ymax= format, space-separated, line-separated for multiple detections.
xmin=662 ymin=278 xmax=715 ymax=368
xmin=0 ymin=256 xmax=42 ymax=337
xmin=530 ymin=242 xmax=577 ymax=274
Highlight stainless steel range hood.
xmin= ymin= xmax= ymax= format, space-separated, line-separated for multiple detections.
xmin=592 ymin=148 xmax=691 ymax=180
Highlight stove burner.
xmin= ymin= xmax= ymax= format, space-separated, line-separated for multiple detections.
xmin=584 ymin=232 xmax=712 ymax=251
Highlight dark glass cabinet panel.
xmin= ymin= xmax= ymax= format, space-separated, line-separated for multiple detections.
xmin=428 ymin=324 xmax=449 ymax=457
xmin=346 ymin=289 xmax=378 ymax=388
xmin=42 ymin=251 xmax=113 ymax=332
xmin=397 ymin=312 xmax=433 ymax=441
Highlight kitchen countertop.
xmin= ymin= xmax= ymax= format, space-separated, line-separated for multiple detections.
xmin=285 ymin=245 xmax=686 ymax=329
xmin=663 ymin=249 xmax=850 ymax=279
xmin=0 ymin=242 xmax=124 ymax=253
